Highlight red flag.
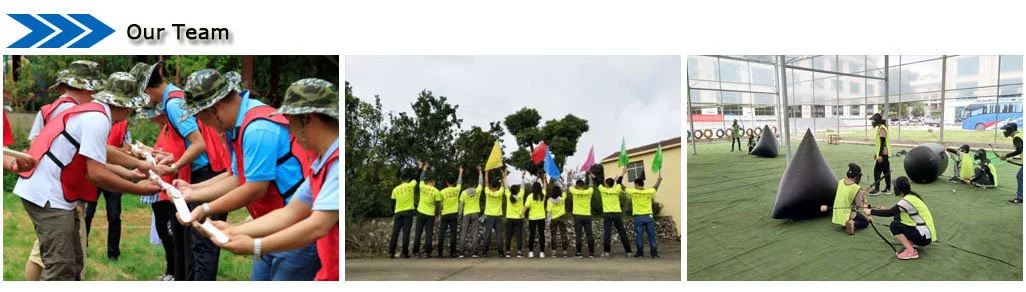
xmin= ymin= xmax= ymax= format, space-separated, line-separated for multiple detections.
xmin=531 ymin=142 xmax=548 ymax=163
xmin=580 ymin=146 xmax=595 ymax=171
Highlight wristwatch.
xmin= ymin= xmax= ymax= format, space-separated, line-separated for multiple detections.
xmin=254 ymin=238 xmax=262 ymax=257
xmin=202 ymin=203 xmax=211 ymax=215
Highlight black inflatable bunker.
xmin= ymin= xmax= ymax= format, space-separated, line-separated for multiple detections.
xmin=750 ymin=125 xmax=779 ymax=157
xmin=771 ymin=129 xmax=838 ymax=220
xmin=903 ymin=143 xmax=949 ymax=184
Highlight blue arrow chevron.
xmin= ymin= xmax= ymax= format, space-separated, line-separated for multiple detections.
xmin=38 ymin=14 xmax=84 ymax=48
xmin=7 ymin=14 xmax=55 ymax=48
xmin=67 ymin=14 xmax=113 ymax=48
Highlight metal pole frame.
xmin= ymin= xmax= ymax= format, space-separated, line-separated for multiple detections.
xmin=994 ymin=55 xmax=1003 ymax=144
xmin=687 ymin=76 xmax=698 ymax=155
xmin=778 ymin=55 xmax=792 ymax=162
xmin=939 ymin=56 xmax=947 ymax=143
xmin=884 ymin=55 xmax=890 ymax=121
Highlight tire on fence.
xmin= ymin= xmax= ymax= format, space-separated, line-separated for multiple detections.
xmin=716 ymin=129 xmax=726 ymax=138
xmin=694 ymin=130 xmax=705 ymax=139
xmin=746 ymin=129 xmax=754 ymax=136
xmin=755 ymin=127 xmax=763 ymax=136
xmin=772 ymin=126 xmax=778 ymax=134
xmin=703 ymin=129 xmax=713 ymax=140
xmin=725 ymin=129 xmax=734 ymax=138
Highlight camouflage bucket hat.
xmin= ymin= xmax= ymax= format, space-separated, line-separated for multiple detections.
xmin=129 ymin=60 xmax=163 ymax=95
xmin=51 ymin=60 xmax=105 ymax=91
xmin=134 ymin=100 xmax=163 ymax=119
xmin=270 ymin=78 xmax=339 ymax=120
xmin=92 ymin=72 xmax=147 ymax=109
xmin=47 ymin=69 xmax=71 ymax=91
xmin=180 ymin=69 xmax=241 ymax=123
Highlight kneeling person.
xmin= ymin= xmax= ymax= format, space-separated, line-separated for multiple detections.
xmin=826 ymin=163 xmax=870 ymax=235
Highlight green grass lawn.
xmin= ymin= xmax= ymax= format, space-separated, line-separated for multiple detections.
xmin=3 ymin=188 xmax=255 ymax=280
xmin=687 ymin=141 xmax=1023 ymax=280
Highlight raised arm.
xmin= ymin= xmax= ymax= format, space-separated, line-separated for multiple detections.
xmin=653 ymin=171 xmax=663 ymax=191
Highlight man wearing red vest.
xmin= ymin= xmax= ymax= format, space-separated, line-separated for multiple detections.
xmin=23 ymin=60 xmax=155 ymax=281
xmin=130 ymin=61 xmax=232 ymax=281
xmin=15 ymin=72 xmax=163 ymax=280
xmin=175 ymin=69 xmax=319 ymax=280
xmin=201 ymin=78 xmax=340 ymax=281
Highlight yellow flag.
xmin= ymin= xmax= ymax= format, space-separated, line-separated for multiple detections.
xmin=485 ymin=141 xmax=503 ymax=170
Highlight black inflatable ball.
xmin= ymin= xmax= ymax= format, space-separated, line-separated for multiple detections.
xmin=771 ymin=129 xmax=838 ymax=220
xmin=750 ymin=125 xmax=779 ymax=157
xmin=903 ymin=143 xmax=949 ymax=184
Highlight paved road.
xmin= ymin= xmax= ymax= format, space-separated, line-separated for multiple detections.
xmin=345 ymin=242 xmax=680 ymax=281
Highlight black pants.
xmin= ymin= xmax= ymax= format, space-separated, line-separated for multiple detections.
xmin=731 ymin=137 xmax=742 ymax=151
xmin=848 ymin=212 xmax=870 ymax=230
xmin=505 ymin=218 xmax=524 ymax=253
xmin=413 ymin=213 xmax=436 ymax=255
xmin=550 ymin=218 xmax=569 ymax=253
xmin=436 ymin=214 xmax=458 ymax=257
xmin=574 ymin=216 xmax=595 ymax=255
xmin=152 ymin=201 xmax=175 ymax=275
xmin=480 ymin=216 xmax=504 ymax=256
xmin=84 ymin=189 xmax=122 ymax=259
xmin=388 ymin=211 xmax=415 ymax=258
xmin=874 ymin=155 xmax=892 ymax=191
xmin=602 ymin=214 xmax=632 ymax=253
xmin=187 ymin=167 xmax=225 ymax=280
xmin=171 ymin=204 xmax=193 ymax=281
xmin=527 ymin=220 xmax=546 ymax=253
xmin=889 ymin=221 xmax=931 ymax=247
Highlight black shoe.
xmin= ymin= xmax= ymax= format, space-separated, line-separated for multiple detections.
xmin=1010 ymin=199 xmax=1023 ymax=204
xmin=651 ymin=254 xmax=661 ymax=259
xmin=634 ymin=251 xmax=644 ymax=258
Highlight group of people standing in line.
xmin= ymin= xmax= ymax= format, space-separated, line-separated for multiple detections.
xmin=388 ymin=163 xmax=664 ymax=259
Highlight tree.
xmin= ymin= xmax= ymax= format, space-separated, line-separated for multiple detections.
xmin=383 ymin=90 xmax=466 ymax=183
xmin=454 ymin=122 xmax=506 ymax=182
xmin=504 ymin=107 xmax=589 ymax=172
xmin=345 ymin=82 xmax=397 ymax=219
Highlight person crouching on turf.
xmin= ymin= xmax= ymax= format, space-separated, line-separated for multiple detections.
xmin=863 ymin=176 xmax=936 ymax=260
xmin=945 ymin=144 xmax=974 ymax=184
xmin=747 ymin=134 xmax=756 ymax=154
xmin=823 ymin=163 xmax=870 ymax=235
xmin=436 ymin=167 xmax=463 ymax=258
xmin=201 ymin=78 xmax=341 ymax=280
xmin=970 ymin=149 xmax=998 ymax=188
xmin=997 ymin=123 xmax=1022 ymax=204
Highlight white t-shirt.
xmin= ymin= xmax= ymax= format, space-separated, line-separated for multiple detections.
xmin=15 ymin=101 xmax=112 ymax=210
xmin=27 ymin=102 xmax=76 ymax=141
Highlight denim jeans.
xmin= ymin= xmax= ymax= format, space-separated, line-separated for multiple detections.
xmin=250 ymin=243 xmax=320 ymax=281
xmin=633 ymin=215 xmax=658 ymax=256
xmin=1017 ymin=167 xmax=1023 ymax=200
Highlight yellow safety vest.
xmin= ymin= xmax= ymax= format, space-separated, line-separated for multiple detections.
xmin=898 ymin=195 xmax=937 ymax=242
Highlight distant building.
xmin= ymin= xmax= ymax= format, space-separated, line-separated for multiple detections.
xmin=600 ymin=137 xmax=681 ymax=234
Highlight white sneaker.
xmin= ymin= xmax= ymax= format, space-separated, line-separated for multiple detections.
xmin=540 ymin=252 xmax=546 ymax=258
xmin=528 ymin=251 xmax=534 ymax=258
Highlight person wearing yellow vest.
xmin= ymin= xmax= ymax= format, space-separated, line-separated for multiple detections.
xmin=524 ymin=178 xmax=548 ymax=258
xmin=436 ymin=167 xmax=463 ymax=258
xmin=863 ymin=176 xmax=936 ymax=260
xmin=458 ymin=166 xmax=484 ymax=258
xmin=730 ymin=119 xmax=742 ymax=152
xmin=504 ymin=173 xmax=527 ymax=258
xmin=388 ymin=163 xmax=423 ymax=259
xmin=823 ymin=164 xmax=871 ymax=235
xmin=595 ymin=167 xmax=632 ymax=257
xmin=970 ymin=149 xmax=998 ymax=188
xmin=869 ymin=113 xmax=892 ymax=195
xmin=998 ymin=123 xmax=1022 ymax=204
xmin=548 ymin=174 xmax=571 ymax=258
xmin=479 ymin=169 xmax=508 ymax=257
xmin=412 ymin=162 xmax=442 ymax=259
xmin=945 ymin=144 xmax=974 ymax=184
xmin=570 ymin=170 xmax=597 ymax=258
xmin=626 ymin=171 xmax=663 ymax=258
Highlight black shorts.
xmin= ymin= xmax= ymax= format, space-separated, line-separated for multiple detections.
xmin=889 ymin=221 xmax=931 ymax=246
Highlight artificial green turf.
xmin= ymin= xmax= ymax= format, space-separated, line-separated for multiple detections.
xmin=686 ymin=140 xmax=1023 ymax=280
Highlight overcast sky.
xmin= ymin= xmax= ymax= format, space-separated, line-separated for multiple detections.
xmin=346 ymin=55 xmax=681 ymax=176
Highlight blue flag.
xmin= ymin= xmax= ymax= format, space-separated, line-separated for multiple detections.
xmin=544 ymin=149 xmax=561 ymax=179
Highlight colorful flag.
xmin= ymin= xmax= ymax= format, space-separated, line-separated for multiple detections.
xmin=652 ymin=143 xmax=663 ymax=172
xmin=580 ymin=146 xmax=595 ymax=171
xmin=618 ymin=138 xmax=628 ymax=167
xmin=485 ymin=141 xmax=504 ymax=170
xmin=531 ymin=141 xmax=548 ymax=163
xmin=544 ymin=149 xmax=561 ymax=179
